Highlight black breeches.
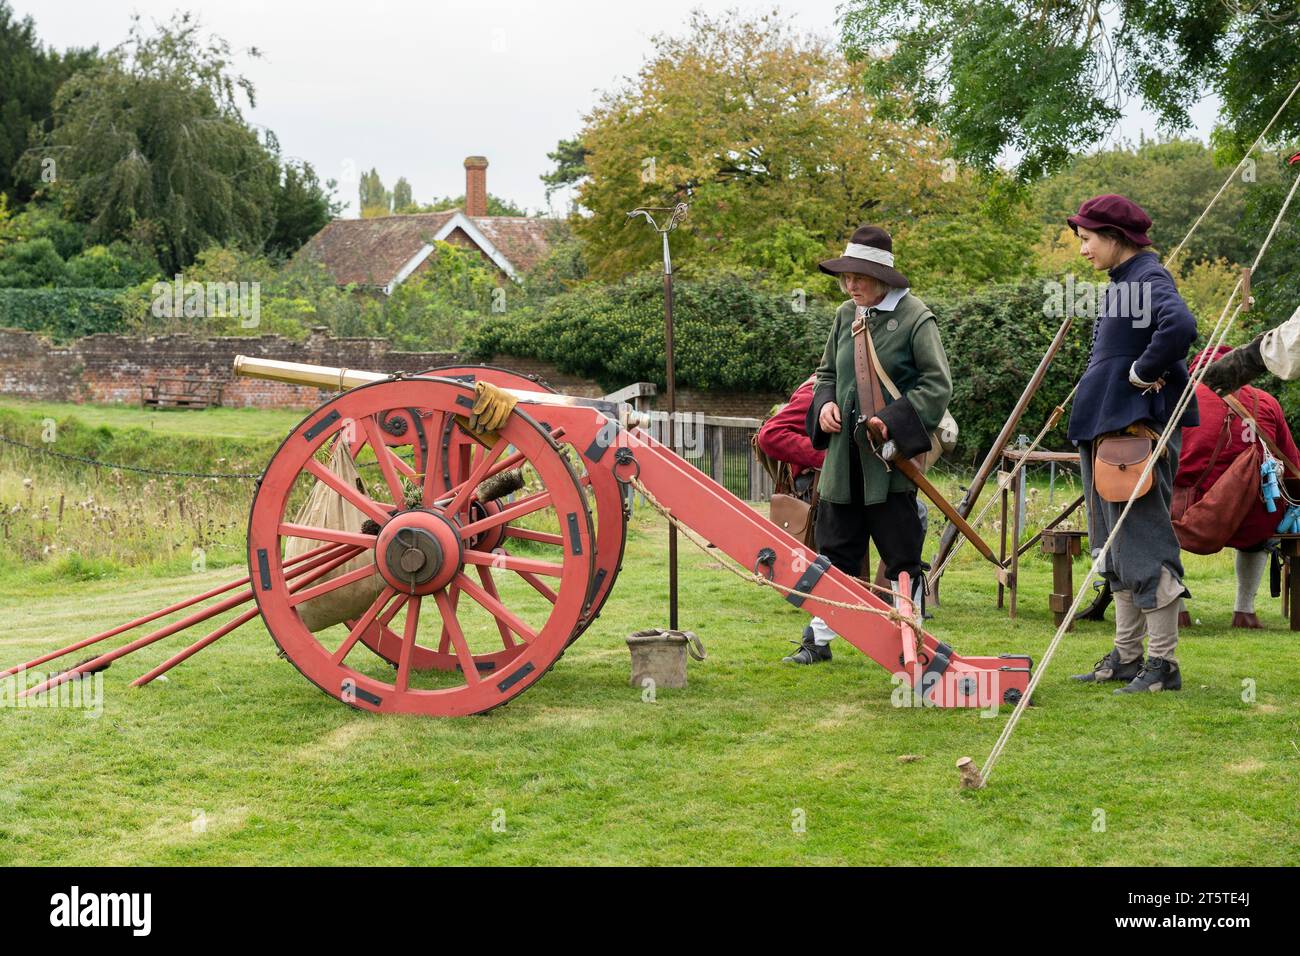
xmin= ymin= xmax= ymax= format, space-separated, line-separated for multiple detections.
xmin=814 ymin=441 xmax=924 ymax=581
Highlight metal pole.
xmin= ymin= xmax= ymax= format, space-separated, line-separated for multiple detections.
xmin=628 ymin=203 xmax=689 ymax=631
xmin=662 ymin=231 xmax=679 ymax=629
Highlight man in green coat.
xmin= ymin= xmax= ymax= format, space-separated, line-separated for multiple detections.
xmin=784 ymin=224 xmax=952 ymax=665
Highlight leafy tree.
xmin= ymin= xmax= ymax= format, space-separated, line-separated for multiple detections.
xmin=521 ymin=221 xmax=588 ymax=300
xmin=0 ymin=238 xmax=65 ymax=287
xmin=29 ymin=13 xmax=278 ymax=274
xmin=568 ymin=9 xmax=1037 ymax=292
xmin=267 ymin=159 xmax=338 ymax=259
xmin=0 ymin=201 xmax=85 ymax=259
xmin=1032 ymin=138 xmax=1286 ymax=265
xmin=374 ymin=241 xmax=501 ymax=350
xmin=1236 ymin=151 xmax=1300 ymax=337
xmin=420 ymin=193 xmax=528 ymax=216
xmin=840 ymin=1 xmax=1300 ymax=180
xmin=359 ymin=168 xmax=391 ymax=217
xmin=61 ymin=242 xmax=160 ymax=288
xmin=0 ymin=1 xmax=98 ymax=203
xmin=392 ymin=176 xmax=413 ymax=212
xmin=1177 ymin=257 xmax=1243 ymax=334
xmin=540 ymin=137 xmax=588 ymax=200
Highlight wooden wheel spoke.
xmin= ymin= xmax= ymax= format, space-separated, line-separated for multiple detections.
xmin=518 ymin=570 xmax=559 ymax=604
xmin=458 ymin=490 xmax=553 ymax=539
xmin=454 ymin=573 xmax=538 ymax=643
xmin=390 ymin=454 xmax=418 ymax=479
xmin=279 ymin=522 xmax=377 ymax=550
xmin=504 ymin=527 xmax=564 ymax=547
xmin=303 ymin=457 xmax=392 ymax=525
xmin=359 ymin=415 xmax=408 ymax=507
xmin=436 ymin=447 xmax=528 ymax=508
xmin=463 ymin=549 xmax=563 ymax=578
xmin=436 ymin=583 xmax=461 ymax=655
xmin=443 ymin=438 xmax=509 ymax=516
xmin=434 ymin=589 xmax=480 ymax=684
xmin=475 ymin=566 xmax=518 ymax=649
xmin=332 ymin=588 xmax=400 ymax=665
xmin=288 ymin=563 xmax=377 ymax=607
xmin=394 ymin=596 xmax=421 ymax=692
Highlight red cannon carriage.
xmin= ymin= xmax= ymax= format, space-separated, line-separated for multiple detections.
xmin=6 ymin=359 xmax=1032 ymax=715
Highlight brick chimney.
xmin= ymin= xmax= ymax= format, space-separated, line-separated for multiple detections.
xmin=464 ymin=156 xmax=489 ymax=218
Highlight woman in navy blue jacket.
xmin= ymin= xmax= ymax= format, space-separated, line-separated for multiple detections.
xmin=1065 ymin=195 xmax=1199 ymax=694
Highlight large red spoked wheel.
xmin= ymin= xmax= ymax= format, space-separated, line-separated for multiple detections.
xmin=348 ymin=366 xmax=626 ymax=667
xmin=249 ymin=377 xmax=595 ymax=716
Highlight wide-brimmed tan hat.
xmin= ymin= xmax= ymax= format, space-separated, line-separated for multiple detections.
xmin=818 ymin=224 xmax=909 ymax=288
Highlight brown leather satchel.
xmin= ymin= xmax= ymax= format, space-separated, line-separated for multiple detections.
xmin=1172 ymin=393 xmax=1263 ymax=555
xmin=1171 ymin=442 xmax=1261 ymax=554
xmin=1171 ymin=410 xmax=1233 ymax=524
xmin=1093 ymin=426 xmax=1159 ymax=503
xmin=770 ymin=475 xmax=819 ymax=548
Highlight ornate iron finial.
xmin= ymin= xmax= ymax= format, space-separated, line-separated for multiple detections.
xmin=626 ymin=202 xmax=689 ymax=234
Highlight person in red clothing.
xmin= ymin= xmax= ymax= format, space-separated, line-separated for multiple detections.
xmin=756 ymin=376 xmax=834 ymax=662
xmin=1179 ymin=345 xmax=1300 ymax=627
xmin=756 ymin=375 xmax=825 ymax=478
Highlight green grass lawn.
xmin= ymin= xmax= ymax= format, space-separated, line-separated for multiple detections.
xmin=1 ymin=500 xmax=1296 ymax=865
xmin=0 ymin=396 xmax=308 ymax=441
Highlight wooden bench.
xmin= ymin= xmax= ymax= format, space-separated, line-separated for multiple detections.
xmin=140 ymin=377 xmax=225 ymax=409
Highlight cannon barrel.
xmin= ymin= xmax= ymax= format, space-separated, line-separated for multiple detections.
xmin=232 ymin=355 xmax=388 ymax=391
xmin=231 ymin=355 xmax=634 ymax=422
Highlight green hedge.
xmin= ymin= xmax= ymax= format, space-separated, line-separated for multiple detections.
xmin=467 ymin=274 xmax=837 ymax=395
xmin=468 ymin=275 xmax=1094 ymax=458
xmin=0 ymin=288 xmax=132 ymax=340
xmin=927 ymin=282 xmax=1090 ymax=460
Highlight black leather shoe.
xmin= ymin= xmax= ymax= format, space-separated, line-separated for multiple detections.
xmin=1071 ymin=647 xmax=1142 ymax=683
xmin=782 ymin=626 xmax=832 ymax=664
xmin=1114 ymin=656 xmax=1182 ymax=693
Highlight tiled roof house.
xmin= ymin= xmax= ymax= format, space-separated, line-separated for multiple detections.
xmin=296 ymin=156 xmax=552 ymax=294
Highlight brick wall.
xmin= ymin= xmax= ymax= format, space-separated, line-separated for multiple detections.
xmin=0 ymin=327 xmax=786 ymax=418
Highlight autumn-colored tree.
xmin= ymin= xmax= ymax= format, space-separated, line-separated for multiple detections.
xmin=564 ymin=9 xmax=1036 ymax=295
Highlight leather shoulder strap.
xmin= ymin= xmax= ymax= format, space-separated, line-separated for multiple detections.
xmin=1190 ymin=412 xmax=1233 ymax=493
xmin=851 ymin=310 xmax=887 ymax=421
xmin=1223 ymin=391 xmax=1300 ymax=478
xmin=865 ymin=325 xmax=902 ymax=400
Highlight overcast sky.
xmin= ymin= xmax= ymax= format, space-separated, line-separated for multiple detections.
xmin=20 ymin=1 xmax=1222 ymax=218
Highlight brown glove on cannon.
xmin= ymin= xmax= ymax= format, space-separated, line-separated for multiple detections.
xmin=455 ymin=381 xmax=518 ymax=447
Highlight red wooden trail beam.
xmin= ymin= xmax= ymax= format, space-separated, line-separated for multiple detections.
xmin=132 ymin=542 xmax=381 ymax=686
xmin=19 ymin=545 xmax=361 ymax=698
xmin=0 ymin=542 xmax=338 ymax=681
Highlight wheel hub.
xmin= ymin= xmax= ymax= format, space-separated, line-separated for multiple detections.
xmin=374 ymin=510 xmax=462 ymax=594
